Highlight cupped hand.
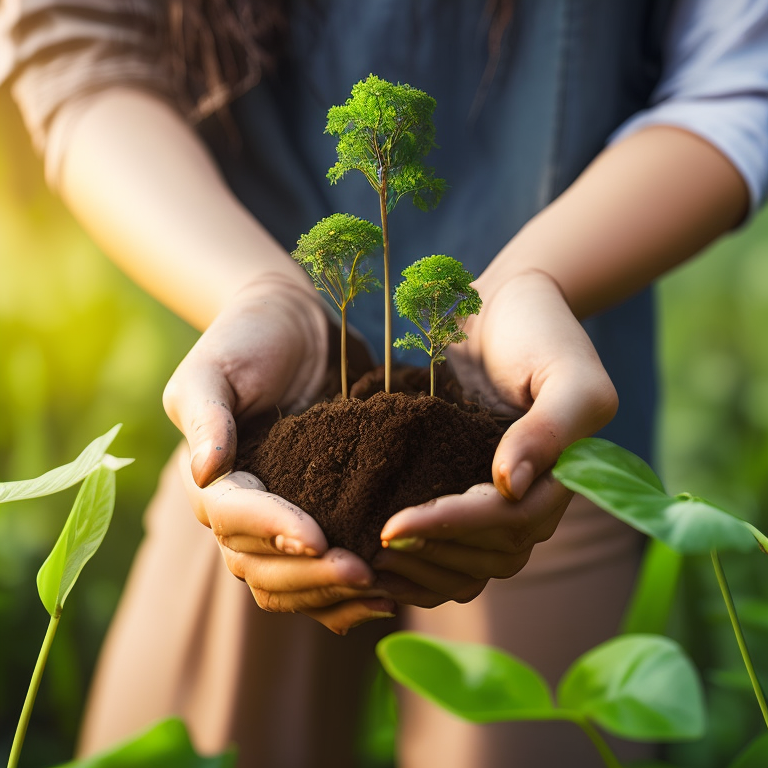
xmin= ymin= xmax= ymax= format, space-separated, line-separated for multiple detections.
xmin=374 ymin=270 xmax=618 ymax=605
xmin=164 ymin=276 xmax=396 ymax=633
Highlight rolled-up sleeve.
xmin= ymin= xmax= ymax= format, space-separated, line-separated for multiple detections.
xmin=610 ymin=0 xmax=768 ymax=216
xmin=0 ymin=0 xmax=173 ymax=187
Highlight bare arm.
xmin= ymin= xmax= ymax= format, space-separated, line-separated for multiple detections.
xmin=58 ymin=88 xmax=312 ymax=330
xmin=477 ymin=125 xmax=749 ymax=321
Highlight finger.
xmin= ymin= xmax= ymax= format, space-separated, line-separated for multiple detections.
xmin=371 ymin=571 xmax=453 ymax=609
xmin=164 ymin=358 xmax=238 ymax=487
xmin=381 ymin=477 xmax=570 ymax=545
xmin=375 ymin=538 xmax=533 ymax=581
xmin=184 ymin=469 xmax=330 ymax=555
xmin=303 ymin=598 xmax=398 ymax=636
xmin=372 ymin=549 xmax=487 ymax=604
xmin=493 ymin=360 xmax=618 ymax=501
xmin=221 ymin=546 xmax=376 ymax=594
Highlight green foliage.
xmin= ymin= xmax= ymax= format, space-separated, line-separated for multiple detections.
xmin=377 ymin=631 xmax=704 ymax=765
xmin=3 ymin=426 xmax=133 ymax=767
xmin=552 ymin=438 xmax=763 ymax=555
xmin=37 ymin=459 xmax=131 ymax=619
xmin=52 ymin=717 xmax=237 ymax=768
xmin=558 ymin=635 xmax=705 ymax=741
xmin=326 ymin=74 xmax=447 ymax=212
xmin=0 ymin=425 xmax=122 ymax=504
xmin=292 ymin=213 xmax=381 ymax=311
xmin=393 ymin=255 xmax=481 ymax=365
xmin=728 ymin=732 xmax=768 ymax=768
xmin=377 ymin=632 xmax=554 ymax=724
xmin=620 ymin=539 xmax=682 ymax=636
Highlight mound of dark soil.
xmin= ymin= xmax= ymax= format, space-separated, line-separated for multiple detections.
xmin=235 ymin=370 xmax=506 ymax=561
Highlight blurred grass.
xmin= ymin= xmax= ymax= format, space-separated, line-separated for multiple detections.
xmin=1 ymin=82 xmax=768 ymax=766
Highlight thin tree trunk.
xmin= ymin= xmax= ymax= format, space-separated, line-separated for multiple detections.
xmin=341 ymin=304 xmax=348 ymax=399
xmin=429 ymin=356 xmax=435 ymax=397
xmin=379 ymin=178 xmax=391 ymax=394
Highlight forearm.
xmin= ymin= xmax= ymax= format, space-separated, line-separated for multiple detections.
xmin=478 ymin=126 xmax=749 ymax=318
xmin=59 ymin=88 xmax=312 ymax=330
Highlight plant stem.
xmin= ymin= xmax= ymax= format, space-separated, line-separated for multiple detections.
xmin=379 ymin=180 xmax=391 ymax=394
xmin=341 ymin=305 xmax=348 ymax=399
xmin=8 ymin=613 xmax=60 ymax=768
xmin=429 ymin=356 xmax=435 ymax=397
xmin=711 ymin=549 xmax=768 ymax=728
xmin=573 ymin=716 xmax=623 ymax=768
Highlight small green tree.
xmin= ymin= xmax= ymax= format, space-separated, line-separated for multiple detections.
xmin=326 ymin=74 xmax=447 ymax=393
xmin=292 ymin=213 xmax=382 ymax=398
xmin=394 ymin=255 xmax=481 ymax=397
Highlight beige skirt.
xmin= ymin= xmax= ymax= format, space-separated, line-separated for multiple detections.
xmin=78 ymin=447 xmax=656 ymax=767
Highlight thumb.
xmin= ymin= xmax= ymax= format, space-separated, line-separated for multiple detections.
xmin=163 ymin=364 xmax=238 ymax=488
xmin=492 ymin=370 xmax=618 ymax=501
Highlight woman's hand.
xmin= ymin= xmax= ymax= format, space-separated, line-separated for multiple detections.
xmin=164 ymin=277 xmax=396 ymax=633
xmin=374 ymin=270 xmax=618 ymax=605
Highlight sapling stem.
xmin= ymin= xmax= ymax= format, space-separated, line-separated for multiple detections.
xmin=571 ymin=715 xmax=623 ymax=768
xmin=340 ymin=305 xmax=348 ymax=399
xmin=7 ymin=613 xmax=60 ymax=768
xmin=379 ymin=182 xmax=392 ymax=394
xmin=710 ymin=549 xmax=768 ymax=728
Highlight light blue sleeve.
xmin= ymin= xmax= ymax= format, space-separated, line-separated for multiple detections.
xmin=610 ymin=0 xmax=768 ymax=215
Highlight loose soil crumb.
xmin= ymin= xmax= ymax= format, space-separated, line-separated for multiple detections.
xmin=235 ymin=372 xmax=506 ymax=561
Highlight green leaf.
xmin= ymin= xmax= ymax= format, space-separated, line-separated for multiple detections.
xmin=376 ymin=632 xmax=555 ymax=723
xmin=552 ymin=438 xmax=759 ymax=554
xmin=621 ymin=539 xmax=682 ymax=635
xmin=36 ymin=464 xmax=121 ymax=617
xmin=728 ymin=732 xmax=768 ymax=768
xmin=357 ymin=662 xmax=397 ymax=765
xmin=0 ymin=424 xmax=122 ymax=504
xmin=51 ymin=717 xmax=237 ymax=767
xmin=558 ymin=634 xmax=705 ymax=741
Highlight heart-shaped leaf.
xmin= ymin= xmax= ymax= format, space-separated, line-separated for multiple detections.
xmin=558 ymin=634 xmax=705 ymax=741
xmin=0 ymin=425 xmax=122 ymax=504
xmin=377 ymin=632 xmax=555 ymax=723
xmin=52 ymin=717 xmax=236 ymax=767
xmin=553 ymin=439 xmax=760 ymax=555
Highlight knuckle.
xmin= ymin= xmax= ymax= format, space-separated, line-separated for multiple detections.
xmin=252 ymin=589 xmax=283 ymax=613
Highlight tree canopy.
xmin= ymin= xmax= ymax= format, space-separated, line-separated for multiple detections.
xmin=326 ymin=74 xmax=447 ymax=212
xmin=394 ymin=255 xmax=482 ymax=365
xmin=292 ymin=213 xmax=382 ymax=310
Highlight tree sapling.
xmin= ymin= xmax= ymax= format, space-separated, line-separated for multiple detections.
xmin=394 ymin=255 xmax=481 ymax=397
xmin=326 ymin=74 xmax=447 ymax=393
xmin=292 ymin=213 xmax=382 ymax=398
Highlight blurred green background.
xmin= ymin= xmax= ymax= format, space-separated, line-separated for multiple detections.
xmin=1 ymin=84 xmax=767 ymax=766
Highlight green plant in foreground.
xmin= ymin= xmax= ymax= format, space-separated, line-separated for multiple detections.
xmin=326 ymin=74 xmax=447 ymax=393
xmin=378 ymin=631 xmax=704 ymax=768
xmin=292 ymin=213 xmax=382 ymax=398
xmin=393 ymin=255 xmax=481 ymax=396
xmin=2 ymin=425 xmax=235 ymax=767
xmin=376 ymin=438 xmax=768 ymax=767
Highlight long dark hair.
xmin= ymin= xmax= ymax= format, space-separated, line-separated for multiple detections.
xmin=165 ymin=0 xmax=514 ymax=121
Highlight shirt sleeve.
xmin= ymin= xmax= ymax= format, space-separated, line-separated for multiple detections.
xmin=0 ymin=0 xmax=173 ymax=188
xmin=609 ymin=0 xmax=768 ymax=216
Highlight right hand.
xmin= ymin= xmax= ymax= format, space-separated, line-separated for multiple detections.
xmin=163 ymin=276 xmax=397 ymax=634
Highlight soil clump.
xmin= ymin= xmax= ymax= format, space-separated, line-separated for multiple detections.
xmin=235 ymin=368 xmax=506 ymax=561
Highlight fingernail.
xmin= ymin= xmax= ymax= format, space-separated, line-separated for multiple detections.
xmin=190 ymin=442 xmax=211 ymax=486
xmin=510 ymin=461 xmax=534 ymax=500
xmin=350 ymin=611 xmax=397 ymax=629
xmin=385 ymin=536 xmax=425 ymax=552
xmin=275 ymin=535 xmax=305 ymax=556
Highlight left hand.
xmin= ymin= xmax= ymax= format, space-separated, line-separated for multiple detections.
xmin=374 ymin=270 xmax=618 ymax=607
